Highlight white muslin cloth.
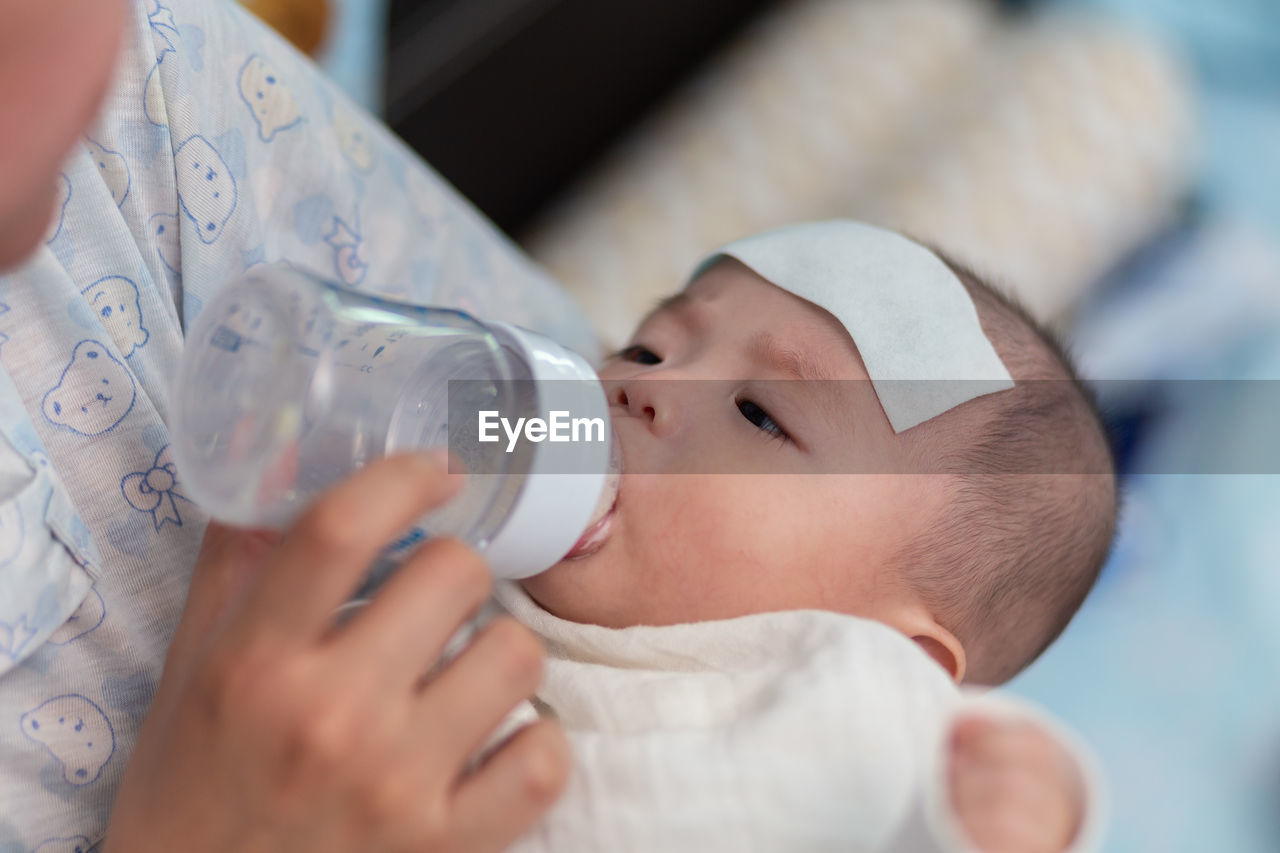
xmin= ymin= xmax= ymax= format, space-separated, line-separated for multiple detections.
xmin=493 ymin=583 xmax=1104 ymax=853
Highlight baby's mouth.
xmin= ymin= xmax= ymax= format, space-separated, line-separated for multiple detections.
xmin=564 ymin=490 xmax=617 ymax=561
xmin=563 ymin=434 xmax=623 ymax=561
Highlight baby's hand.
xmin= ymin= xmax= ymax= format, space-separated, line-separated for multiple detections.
xmin=947 ymin=716 xmax=1085 ymax=853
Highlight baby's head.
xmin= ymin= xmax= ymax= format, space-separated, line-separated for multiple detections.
xmin=520 ymin=224 xmax=1116 ymax=685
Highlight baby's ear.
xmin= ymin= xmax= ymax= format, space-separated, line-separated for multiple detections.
xmin=889 ymin=603 xmax=967 ymax=681
xmin=910 ymin=624 xmax=966 ymax=683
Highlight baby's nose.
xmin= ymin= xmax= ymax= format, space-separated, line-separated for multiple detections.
xmin=610 ymin=379 xmax=674 ymax=436
xmin=611 ymin=385 xmax=654 ymax=424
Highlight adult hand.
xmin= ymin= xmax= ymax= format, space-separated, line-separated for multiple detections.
xmin=104 ymin=453 xmax=569 ymax=853
xmin=948 ymin=715 xmax=1085 ymax=853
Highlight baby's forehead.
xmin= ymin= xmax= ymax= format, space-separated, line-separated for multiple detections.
xmin=650 ymin=266 xmax=869 ymax=379
xmin=673 ymin=261 xmax=825 ymax=321
xmin=686 ymin=262 xmax=856 ymax=338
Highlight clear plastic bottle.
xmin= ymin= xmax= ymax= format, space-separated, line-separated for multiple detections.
xmin=173 ymin=265 xmax=618 ymax=579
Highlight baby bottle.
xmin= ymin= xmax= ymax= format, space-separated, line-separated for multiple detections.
xmin=172 ymin=264 xmax=620 ymax=580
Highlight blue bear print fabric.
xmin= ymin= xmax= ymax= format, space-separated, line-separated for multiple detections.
xmin=79 ymin=278 xmax=150 ymax=359
xmin=19 ymin=696 xmax=116 ymax=787
xmin=42 ymin=342 xmax=138 ymax=438
xmin=173 ymin=136 xmax=238 ymax=244
xmin=31 ymin=837 xmax=93 ymax=853
xmin=239 ymin=55 xmax=303 ymax=142
xmin=0 ymin=0 xmax=596 ymax=848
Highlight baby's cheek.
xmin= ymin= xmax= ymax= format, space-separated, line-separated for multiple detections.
xmin=603 ymin=477 xmax=675 ymax=572
xmin=628 ymin=476 xmax=785 ymax=615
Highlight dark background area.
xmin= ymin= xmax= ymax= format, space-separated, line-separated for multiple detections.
xmin=384 ymin=0 xmax=782 ymax=234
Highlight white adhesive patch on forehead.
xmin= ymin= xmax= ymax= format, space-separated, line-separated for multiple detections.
xmin=691 ymin=220 xmax=1015 ymax=432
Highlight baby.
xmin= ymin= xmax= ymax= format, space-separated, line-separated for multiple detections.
xmin=496 ymin=221 xmax=1116 ymax=852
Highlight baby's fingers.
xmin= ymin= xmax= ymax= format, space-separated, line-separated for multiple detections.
xmin=952 ymin=718 xmax=1066 ymax=764
xmin=950 ymin=757 xmax=1078 ymax=825
xmin=948 ymin=716 xmax=1083 ymax=853
xmin=956 ymin=805 xmax=1067 ymax=853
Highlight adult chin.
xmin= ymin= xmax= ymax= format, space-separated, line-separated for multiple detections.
xmin=0 ymin=186 xmax=57 ymax=271
xmin=0 ymin=0 xmax=127 ymax=270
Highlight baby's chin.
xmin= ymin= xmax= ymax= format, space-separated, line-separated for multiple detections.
xmin=518 ymin=565 xmax=594 ymax=623
xmin=517 ymin=557 xmax=635 ymax=628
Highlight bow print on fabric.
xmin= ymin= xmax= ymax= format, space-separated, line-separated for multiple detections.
xmin=120 ymin=444 xmax=191 ymax=531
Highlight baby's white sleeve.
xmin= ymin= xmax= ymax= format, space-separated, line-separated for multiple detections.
xmin=881 ymin=691 xmax=1108 ymax=853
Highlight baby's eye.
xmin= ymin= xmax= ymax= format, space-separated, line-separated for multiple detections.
xmin=617 ymin=344 xmax=662 ymax=365
xmin=737 ymin=398 xmax=789 ymax=442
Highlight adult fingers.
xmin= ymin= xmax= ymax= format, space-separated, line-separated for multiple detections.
xmin=328 ymin=536 xmax=492 ymax=690
xmin=234 ymin=452 xmax=462 ymax=644
xmin=161 ymin=522 xmax=281 ymax=682
xmin=450 ymin=719 xmax=571 ymax=852
xmin=412 ymin=617 xmax=548 ymax=774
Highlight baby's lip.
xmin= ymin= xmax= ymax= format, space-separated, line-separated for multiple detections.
xmin=564 ymin=491 xmax=617 ymax=561
xmin=562 ymin=425 xmax=624 ymax=561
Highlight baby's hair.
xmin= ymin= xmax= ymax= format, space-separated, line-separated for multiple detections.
xmin=898 ymin=254 xmax=1118 ymax=685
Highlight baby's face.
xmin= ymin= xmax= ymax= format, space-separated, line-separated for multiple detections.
xmin=520 ymin=261 xmax=949 ymax=629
